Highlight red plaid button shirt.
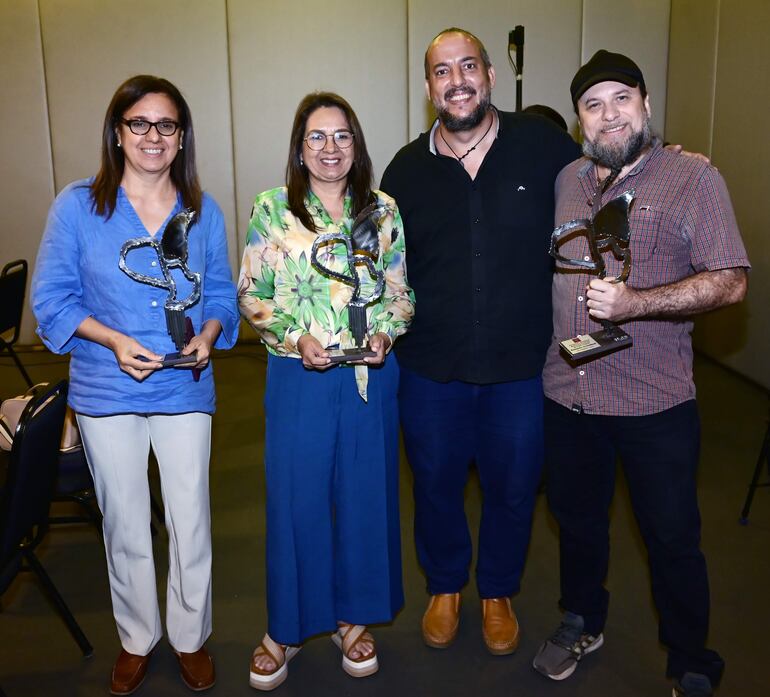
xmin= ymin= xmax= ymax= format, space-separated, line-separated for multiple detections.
xmin=543 ymin=144 xmax=750 ymax=416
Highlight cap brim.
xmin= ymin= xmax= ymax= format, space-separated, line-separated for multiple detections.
xmin=574 ymin=72 xmax=640 ymax=103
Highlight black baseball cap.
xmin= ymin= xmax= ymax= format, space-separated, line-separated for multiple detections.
xmin=571 ymin=50 xmax=645 ymax=105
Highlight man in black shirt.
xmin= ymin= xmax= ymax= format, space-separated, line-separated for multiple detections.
xmin=380 ymin=28 xmax=578 ymax=655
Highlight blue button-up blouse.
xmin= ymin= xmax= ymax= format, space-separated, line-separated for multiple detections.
xmin=32 ymin=179 xmax=239 ymax=416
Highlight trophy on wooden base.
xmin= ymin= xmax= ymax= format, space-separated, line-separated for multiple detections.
xmin=550 ymin=185 xmax=635 ymax=362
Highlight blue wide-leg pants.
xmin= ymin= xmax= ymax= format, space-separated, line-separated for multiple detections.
xmin=263 ymin=354 xmax=403 ymax=645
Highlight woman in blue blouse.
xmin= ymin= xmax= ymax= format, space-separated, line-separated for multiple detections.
xmin=32 ymin=75 xmax=238 ymax=695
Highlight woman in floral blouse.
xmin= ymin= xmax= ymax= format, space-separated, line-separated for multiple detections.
xmin=238 ymin=92 xmax=414 ymax=690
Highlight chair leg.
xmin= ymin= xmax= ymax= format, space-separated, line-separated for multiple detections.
xmin=50 ymin=493 xmax=104 ymax=540
xmin=75 ymin=492 xmax=105 ymax=540
xmin=150 ymin=490 xmax=164 ymax=521
xmin=23 ymin=549 xmax=94 ymax=657
xmin=85 ymin=504 xmax=105 ymax=540
xmin=739 ymin=419 xmax=770 ymax=524
xmin=150 ymin=490 xmax=164 ymax=538
xmin=3 ymin=344 xmax=34 ymax=388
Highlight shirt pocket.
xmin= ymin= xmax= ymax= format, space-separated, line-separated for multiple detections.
xmin=627 ymin=205 xmax=675 ymax=289
xmin=628 ymin=204 xmax=660 ymax=264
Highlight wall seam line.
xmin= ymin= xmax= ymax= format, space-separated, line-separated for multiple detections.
xmin=709 ymin=0 xmax=720 ymax=159
xmin=405 ymin=0 xmax=410 ymax=145
xmin=223 ymin=0 xmax=241 ymax=262
xmin=37 ymin=0 xmax=56 ymax=197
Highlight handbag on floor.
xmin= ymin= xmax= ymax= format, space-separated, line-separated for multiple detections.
xmin=0 ymin=383 xmax=81 ymax=452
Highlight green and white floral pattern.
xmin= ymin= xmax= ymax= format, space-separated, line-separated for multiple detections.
xmin=238 ymin=187 xmax=414 ymax=358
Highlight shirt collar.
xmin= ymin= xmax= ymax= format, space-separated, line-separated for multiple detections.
xmin=427 ymin=105 xmax=501 ymax=156
xmin=306 ymin=189 xmax=353 ymax=228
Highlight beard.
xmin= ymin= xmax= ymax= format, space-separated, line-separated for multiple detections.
xmin=436 ymin=85 xmax=491 ymax=132
xmin=583 ymin=117 xmax=655 ymax=171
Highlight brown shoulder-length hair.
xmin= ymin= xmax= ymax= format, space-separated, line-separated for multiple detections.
xmin=286 ymin=92 xmax=374 ymax=232
xmin=90 ymin=75 xmax=202 ymax=218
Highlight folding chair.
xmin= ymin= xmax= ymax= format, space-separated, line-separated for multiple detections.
xmin=0 ymin=380 xmax=93 ymax=657
xmin=0 ymin=260 xmax=33 ymax=388
xmin=739 ymin=403 xmax=770 ymax=524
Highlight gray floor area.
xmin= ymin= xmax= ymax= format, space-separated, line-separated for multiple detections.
xmin=1 ymin=342 xmax=768 ymax=697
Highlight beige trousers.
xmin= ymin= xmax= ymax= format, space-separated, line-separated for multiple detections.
xmin=77 ymin=412 xmax=212 ymax=655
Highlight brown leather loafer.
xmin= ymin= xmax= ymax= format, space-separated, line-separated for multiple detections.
xmin=110 ymin=649 xmax=151 ymax=695
xmin=422 ymin=593 xmax=461 ymax=648
xmin=174 ymin=646 xmax=215 ymax=691
xmin=481 ymin=597 xmax=519 ymax=655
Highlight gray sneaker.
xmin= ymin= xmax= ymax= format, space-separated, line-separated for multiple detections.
xmin=532 ymin=612 xmax=604 ymax=680
xmin=672 ymin=672 xmax=713 ymax=697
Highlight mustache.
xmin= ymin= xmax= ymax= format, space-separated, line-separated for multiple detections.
xmin=600 ymin=122 xmax=629 ymax=133
xmin=444 ymin=85 xmax=476 ymax=100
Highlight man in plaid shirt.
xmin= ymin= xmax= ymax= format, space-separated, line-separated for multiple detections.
xmin=535 ymin=50 xmax=749 ymax=697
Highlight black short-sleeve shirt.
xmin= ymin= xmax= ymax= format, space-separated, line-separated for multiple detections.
xmin=381 ymin=109 xmax=580 ymax=384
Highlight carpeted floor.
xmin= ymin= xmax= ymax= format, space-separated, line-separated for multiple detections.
xmin=1 ymin=342 xmax=768 ymax=697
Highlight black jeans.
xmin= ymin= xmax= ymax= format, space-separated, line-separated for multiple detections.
xmin=544 ymin=398 xmax=724 ymax=684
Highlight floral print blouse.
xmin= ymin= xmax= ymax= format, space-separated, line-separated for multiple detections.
xmin=238 ymin=187 xmax=414 ymax=396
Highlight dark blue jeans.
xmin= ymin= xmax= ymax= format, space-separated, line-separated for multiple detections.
xmin=399 ymin=366 xmax=543 ymax=598
xmin=544 ymin=398 xmax=724 ymax=684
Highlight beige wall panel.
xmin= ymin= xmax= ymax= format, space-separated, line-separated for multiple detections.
xmin=407 ymin=0 xmax=583 ymax=138
xmin=227 ymin=0 xmax=408 ymax=245
xmin=664 ymin=0 xmax=718 ymax=157
xmin=581 ymin=0 xmax=670 ymax=135
xmin=0 ymin=0 xmax=55 ymax=343
xmin=38 ymin=0 xmax=238 ymax=268
xmin=695 ymin=0 xmax=770 ymax=388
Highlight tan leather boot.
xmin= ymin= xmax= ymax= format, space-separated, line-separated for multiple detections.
xmin=481 ymin=597 xmax=519 ymax=655
xmin=421 ymin=593 xmax=461 ymax=648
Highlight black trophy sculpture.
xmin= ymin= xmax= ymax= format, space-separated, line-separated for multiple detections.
xmin=118 ymin=208 xmax=201 ymax=374
xmin=310 ymin=203 xmax=386 ymax=363
xmin=549 ymin=181 xmax=635 ymax=362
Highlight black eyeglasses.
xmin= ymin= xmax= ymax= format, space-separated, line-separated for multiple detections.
xmin=304 ymin=130 xmax=354 ymax=150
xmin=119 ymin=118 xmax=181 ymax=137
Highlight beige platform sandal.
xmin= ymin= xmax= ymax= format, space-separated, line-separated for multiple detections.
xmin=331 ymin=624 xmax=379 ymax=678
xmin=249 ymin=634 xmax=300 ymax=691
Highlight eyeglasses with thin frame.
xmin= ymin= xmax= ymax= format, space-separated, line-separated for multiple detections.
xmin=119 ymin=118 xmax=181 ymax=137
xmin=304 ymin=130 xmax=355 ymax=150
